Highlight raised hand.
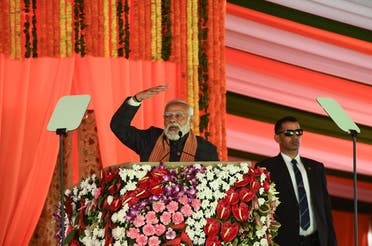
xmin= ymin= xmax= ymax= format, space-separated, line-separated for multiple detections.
xmin=134 ymin=84 xmax=169 ymax=102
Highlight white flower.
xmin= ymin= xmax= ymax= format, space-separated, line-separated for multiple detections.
xmin=260 ymin=238 xmax=269 ymax=246
xmin=259 ymin=187 xmax=265 ymax=195
xmin=111 ymin=213 xmax=118 ymax=223
xmin=260 ymin=173 xmax=267 ymax=183
xmin=256 ymin=225 xmax=267 ymax=238
xmin=107 ymin=195 xmax=113 ymax=205
xmin=112 ymin=226 xmax=126 ymax=240
xmin=258 ymin=198 xmax=265 ymax=206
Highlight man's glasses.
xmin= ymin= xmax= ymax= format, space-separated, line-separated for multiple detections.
xmin=164 ymin=111 xmax=186 ymax=120
xmin=277 ymin=129 xmax=303 ymax=137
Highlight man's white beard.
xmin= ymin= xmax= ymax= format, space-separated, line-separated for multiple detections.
xmin=164 ymin=120 xmax=191 ymax=141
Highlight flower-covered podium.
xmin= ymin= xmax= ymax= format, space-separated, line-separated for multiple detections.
xmin=56 ymin=162 xmax=280 ymax=246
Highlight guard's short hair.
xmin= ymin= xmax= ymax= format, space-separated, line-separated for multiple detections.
xmin=274 ymin=116 xmax=299 ymax=134
xmin=165 ymin=99 xmax=194 ymax=116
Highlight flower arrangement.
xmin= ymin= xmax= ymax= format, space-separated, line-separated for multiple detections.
xmin=55 ymin=162 xmax=280 ymax=245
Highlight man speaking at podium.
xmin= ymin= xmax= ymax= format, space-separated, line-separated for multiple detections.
xmin=110 ymin=84 xmax=219 ymax=162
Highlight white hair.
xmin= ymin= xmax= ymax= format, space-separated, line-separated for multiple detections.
xmin=165 ymin=99 xmax=194 ymax=116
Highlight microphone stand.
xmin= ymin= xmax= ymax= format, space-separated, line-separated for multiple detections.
xmin=350 ymin=129 xmax=358 ymax=246
xmin=56 ymin=128 xmax=67 ymax=246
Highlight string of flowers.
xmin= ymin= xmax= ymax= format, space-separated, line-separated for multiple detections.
xmin=198 ymin=0 xmax=210 ymax=139
xmin=111 ymin=0 xmax=118 ymax=57
xmin=161 ymin=0 xmax=171 ymax=60
xmin=73 ymin=0 xmax=86 ymax=56
xmin=150 ymin=0 xmax=160 ymax=60
xmin=116 ymin=0 xmax=128 ymax=58
xmin=11 ymin=0 xmax=22 ymax=59
xmin=103 ymin=0 xmax=109 ymax=57
xmin=31 ymin=0 xmax=37 ymax=57
xmin=23 ymin=0 xmax=32 ymax=57
xmin=66 ymin=1 xmax=73 ymax=57
xmin=123 ymin=0 xmax=130 ymax=58
xmin=60 ymin=0 xmax=67 ymax=57
xmin=55 ymin=162 xmax=280 ymax=245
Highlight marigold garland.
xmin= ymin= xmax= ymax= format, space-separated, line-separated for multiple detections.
xmin=111 ymin=0 xmax=118 ymax=57
xmin=31 ymin=0 xmax=37 ymax=57
xmin=66 ymin=1 xmax=73 ymax=56
xmin=23 ymin=0 xmax=31 ymax=57
xmin=103 ymin=0 xmax=109 ymax=57
xmin=198 ymin=0 xmax=210 ymax=139
xmin=150 ymin=0 xmax=158 ymax=59
xmin=161 ymin=0 xmax=171 ymax=60
xmin=123 ymin=0 xmax=130 ymax=58
xmin=117 ymin=0 xmax=125 ymax=57
xmin=73 ymin=0 xmax=86 ymax=56
xmin=60 ymin=0 xmax=67 ymax=57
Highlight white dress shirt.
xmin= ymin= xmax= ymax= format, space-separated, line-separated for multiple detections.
xmin=281 ymin=153 xmax=317 ymax=236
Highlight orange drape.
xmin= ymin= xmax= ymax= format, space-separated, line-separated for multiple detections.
xmin=0 ymin=55 xmax=180 ymax=245
xmin=332 ymin=211 xmax=371 ymax=246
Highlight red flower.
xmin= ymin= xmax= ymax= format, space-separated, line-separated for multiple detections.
xmin=225 ymin=188 xmax=239 ymax=205
xmin=250 ymin=179 xmax=261 ymax=192
xmin=216 ymin=199 xmax=231 ymax=220
xmin=171 ymin=222 xmax=186 ymax=230
xmin=137 ymin=176 xmax=150 ymax=188
xmin=234 ymin=174 xmax=250 ymax=187
xmin=151 ymin=168 xmax=168 ymax=182
xmin=70 ymin=240 xmax=80 ymax=246
xmin=103 ymin=168 xmax=119 ymax=182
xmin=221 ymin=221 xmax=239 ymax=242
xmin=206 ymin=235 xmax=222 ymax=246
xmin=135 ymin=187 xmax=151 ymax=199
xmin=263 ymin=182 xmax=270 ymax=193
xmin=163 ymin=237 xmax=181 ymax=246
xmin=121 ymin=191 xmax=139 ymax=206
xmin=204 ymin=218 xmax=220 ymax=236
xmin=108 ymin=182 xmax=122 ymax=195
xmin=109 ymin=197 xmax=123 ymax=211
xmin=181 ymin=231 xmax=193 ymax=246
xmin=150 ymin=183 xmax=164 ymax=195
xmin=239 ymin=187 xmax=255 ymax=202
xmin=231 ymin=202 xmax=249 ymax=222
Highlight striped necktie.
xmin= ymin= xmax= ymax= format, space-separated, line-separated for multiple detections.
xmin=291 ymin=159 xmax=310 ymax=230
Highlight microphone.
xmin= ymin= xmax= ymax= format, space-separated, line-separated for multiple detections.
xmin=176 ymin=131 xmax=183 ymax=156
xmin=176 ymin=131 xmax=196 ymax=158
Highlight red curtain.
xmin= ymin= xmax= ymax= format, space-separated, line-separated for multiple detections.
xmin=333 ymin=211 xmax=371 ymax=246
xmin=0 ymin=55 xmax=180 ymax=245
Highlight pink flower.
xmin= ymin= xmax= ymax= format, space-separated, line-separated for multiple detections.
xmin=180 ymin=204 xmax=193 ymax=217
xmin=153 ymin=202 xmax=165 ymax=213
xmin=166 ymin=201 xmax=179 ymax=213
xmin=136 ymin=234 xmax=148 ymax=246
xmin=127 ymin=227 xmax=140 ymax=239
xmin=160 ymin=212 xmax=172 ymax=225
xmin=145 ymin=211 xmax=159 ymax=224
xmin=142 ymin=224 xmax=156 ymax=236
xmin=154 ymin=224 xmax=166 ymax=236
xmin=148 ymin=236 xmax=161 ymax=246
xmin=94 ymin=188 xmax=101 ymax=199
xmin=191 ymin=199 xmax=201 ymax=211
xmin=165 ymin=228 xmax=176 ymax=240
xmin=172 ymin=211 xmax=184 ymax=224
xmin=178 ymin=195 xmax=189 ymax=205
xmin=134 ymin=215 xmax=146 ymax=227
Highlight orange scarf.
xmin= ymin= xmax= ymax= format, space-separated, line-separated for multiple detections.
xmin=148 ymin=130 xmax=197 ymax=162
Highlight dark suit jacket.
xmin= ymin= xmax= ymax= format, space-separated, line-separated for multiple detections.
xmin=110 ymin=99 xmax=219 ymax=162
xmin=256 ymin=154 xmax=337 ymax=246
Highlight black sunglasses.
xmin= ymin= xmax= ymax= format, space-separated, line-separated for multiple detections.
xmin=277 ymin=129 xmax=303 ymax=137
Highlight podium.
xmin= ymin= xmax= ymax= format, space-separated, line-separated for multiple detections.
xmin=55 ymin=161 xmax=281 ymax=245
